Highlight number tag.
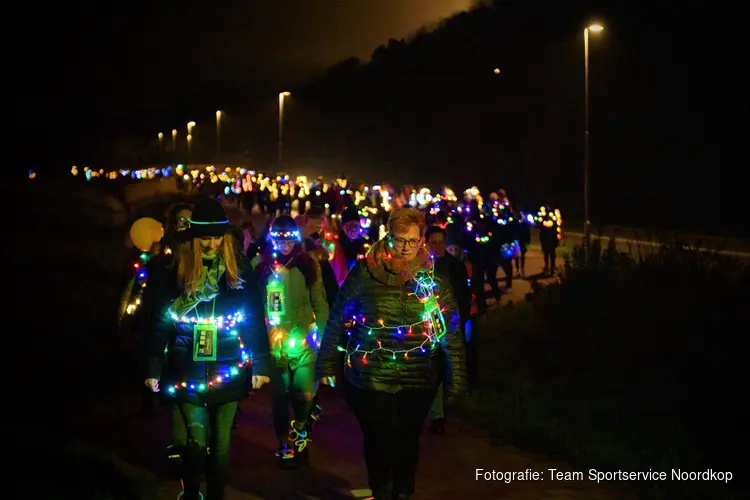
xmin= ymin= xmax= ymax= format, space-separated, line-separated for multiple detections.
xmin=193 ymin=324 xmax=218 ymax=362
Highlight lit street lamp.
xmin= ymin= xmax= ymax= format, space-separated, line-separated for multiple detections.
xmin=187 ymin=122 xmax=195 ymax=159
xmin=171 ymin=129 xmax=177 ymax=152
xmin=583 ymin=23 xmax=603 ymax=254
xmin=216 ymin=110 xmax=222 ymax=160
xmin=278 ymin=92 xmax=291 ymax=168
xmin=157 ymin=132 xmax=164 ymax=151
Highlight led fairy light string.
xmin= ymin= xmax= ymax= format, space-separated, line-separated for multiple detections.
xmin=337 ymin=242 xmax=447 ymax=364
xmin=265 ymin=229 xmax=321 ymax=350
xmin=125 ymin=252 xmax=151 ymax=315
xmin=164 ymin=309 xmax=250 ymax=395
xmin=536 ymin=206 xmax=564 ymax=240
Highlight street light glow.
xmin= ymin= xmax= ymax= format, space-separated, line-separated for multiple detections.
xmin=588 ymin=24 xmax=603 ymax=32
xmin=493 ymin=68 xmax=501 ymax=74
xmin=281 ymin=91 xmax=291 ymax=97
xmin=187 ymin=121 xmax=196 ymax=127
xmin=158 ymin=132 xmax=164 ymax=139
xmin=216 ymin=110 xmax=222 ymax=118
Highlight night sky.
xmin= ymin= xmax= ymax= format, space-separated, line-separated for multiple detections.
xmin=23 ymin=1 xmax=471 ymax=126
xmin=14 ymin=0 xmax=744 ymax=232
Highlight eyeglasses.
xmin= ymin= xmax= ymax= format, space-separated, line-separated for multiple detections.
xmin=389 ymin=234 xmax=421 ymax=249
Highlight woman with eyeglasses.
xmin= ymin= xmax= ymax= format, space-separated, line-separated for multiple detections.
xmin=253 ymin=215 xmax=330 ymax=468
xmin=316 ymin=207 xmax=467 ymax=500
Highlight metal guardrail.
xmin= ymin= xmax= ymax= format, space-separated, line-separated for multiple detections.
xmin=529 ymin=224 xmax=750 ymax=259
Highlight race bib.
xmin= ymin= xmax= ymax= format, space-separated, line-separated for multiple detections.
xmin=193 ymin=324 xmax=218 ymax=362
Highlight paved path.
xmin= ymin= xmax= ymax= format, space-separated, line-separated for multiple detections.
xmin=75 ymin=381 xmax=634 ymax=500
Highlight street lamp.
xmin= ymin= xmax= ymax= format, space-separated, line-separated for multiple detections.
xmin=215 ymin=110 xmax=222 ymax=161
xmin=278 ymin=92 xmax=291 ymax=168
xmin=187 ymin=134 xmax=193 ymax=157
xmin=278 ymin=92 xmax=291 ymax=166
xmin=157 ymin=132 xmax=164 ymax=152
xmin=171 ymin=129 xmax=177 ymax=152
xmin=583 ymin=23 xmax=603 ymax=254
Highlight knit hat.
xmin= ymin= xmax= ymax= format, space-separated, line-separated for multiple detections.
xmin=445 ymin=222 xmax=463 ymax=247
xmin=269 ymin=215 xmax=302 ymax=241
xmin=188 ymin=198 xmax=230 ymax=238
xmin=340 ymin=207 xmax=360 ymax=225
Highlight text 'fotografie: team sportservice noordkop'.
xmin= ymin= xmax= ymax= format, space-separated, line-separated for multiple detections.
xmin=476 ymin=469 xmax=733 ymax=483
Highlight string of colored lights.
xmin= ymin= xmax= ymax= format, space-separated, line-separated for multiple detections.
xmin=335 ymin=264 xmax=448 ymax=364
xmin=265 ymin=231 xmax=322 ymax=351
xmin=124 ymin=252 xmax=150 ymax=315
xmin=164 ymin=310 xmax=250 ymax=394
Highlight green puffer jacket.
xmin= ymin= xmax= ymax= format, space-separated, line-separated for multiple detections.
xmin=253 ymin=253 xmax=329 ymax=366
xmin=316 ymin=259 xmax=467 ymax=397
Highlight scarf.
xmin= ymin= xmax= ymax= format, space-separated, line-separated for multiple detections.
xmin=365 ymin=238 xmax=432 ymax=287
xmin=170 ymin=255 xmax=226 ymax=318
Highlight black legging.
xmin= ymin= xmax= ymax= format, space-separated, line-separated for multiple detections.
xmin=177 ymin=401 xmax=238 ymax=500
xmin=271 ymin=363 xmax=317 ymax=444
xmin=498 ymin=259 xmax=513 ymax=288
xmin=542 ymin=245 xmax=557 ymax=271
xmin=514 ymin=244 xmax=528 ymax=271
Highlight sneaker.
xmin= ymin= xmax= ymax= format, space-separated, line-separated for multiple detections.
xmin=276 ymin=444 xmax=296 ymax=468
xmin=166 ymin=444 xmax=181 ymax=460
xmin=289 ymin=420 xmax=310 ymax=462
xmin=177 ymin=481 xmax=203 ymax=500
xmin=428 ymin=418 xmax=445 ymax=434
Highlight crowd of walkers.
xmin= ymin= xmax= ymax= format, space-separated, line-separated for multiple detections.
xmin=119 ymin=183 xmax=562 ymax=500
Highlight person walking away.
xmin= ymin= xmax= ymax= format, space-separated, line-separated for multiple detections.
xmin=492 ymin=208 xmax=517 ymax=291
xmin=445 ymin=223 xmax=481 ymax=388
xmin=301 ymin=205 xmax=340 ymax=422
xmin=316 ymin=208 xmax=467 ymax=500
xmin=510 ymin=203 xmax=531 ymax=277
xmin=538 ymin=202 xmax=562 ymax=276
xmin=143 ymin=198 xmax=271 ymax=500
xmin=253 ymin=215 xmax=329 ymax=468
xmin=424 ymin=226 xmax=471 ymax=434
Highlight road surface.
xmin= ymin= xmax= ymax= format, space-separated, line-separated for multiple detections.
xmin=72 ymin=383 xmax=635 ymax=499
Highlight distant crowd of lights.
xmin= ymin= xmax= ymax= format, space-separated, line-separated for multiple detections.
xmin=69 ymin=164 xmax=467 ymax=212
xmin=68 ymin=164 xmax=562 ymax=238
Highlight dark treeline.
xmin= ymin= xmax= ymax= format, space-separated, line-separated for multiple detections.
xmin=287 ymin=0 xmax=740 ymax=234
xmin=32 ymin=0 xmax=742 ymax=235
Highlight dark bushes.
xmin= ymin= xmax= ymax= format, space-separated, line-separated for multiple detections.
xmin=465 ymin=239 xmax=746 ymax=499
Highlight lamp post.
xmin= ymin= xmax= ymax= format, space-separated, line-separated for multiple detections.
xmin=187 ymin=121 xmax=195 ymax=159
xmin=583 ymin=23 xmax=603 ymax=256
xmin=171 ymin=129 xmax=177 ymax=152
xmin=216 ymin=110 xmax=222 ymax=161
xmin=278 ymin=92 xmax=290 ymax=168
xmin=157 ymin=132 xmax=164 ymax=152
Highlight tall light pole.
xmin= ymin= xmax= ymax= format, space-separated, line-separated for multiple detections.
xmin=215 ymin=110 xmax=222 ymax=161
xmin=171 ymin=129 xmax=177 ymax=152
xmin=278 ymin=92 xmax=290 ymax=168
xmin=157 ymin=132 xmax=164 ymax=152
xmin=187 ymin=121 xmax=195 ymax=159
xmin=583 ymin=23 xmax=603 ymax=255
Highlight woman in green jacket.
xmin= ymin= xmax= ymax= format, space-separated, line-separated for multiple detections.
xmin=254 ymin=215 xmax=330 ymax=467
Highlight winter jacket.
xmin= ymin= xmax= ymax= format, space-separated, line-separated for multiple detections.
xmin=253 ymin=253 xmax=330 ymax=367
xmin=304 ymin=238 xmax=340 ymax=308
xmin=316 ymin=258 xmax=467 ymax=398
xmin=432 ymin=253 xmax=472 ymax=325
xmin=143 ymin=255 xmax=271 ymax=405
